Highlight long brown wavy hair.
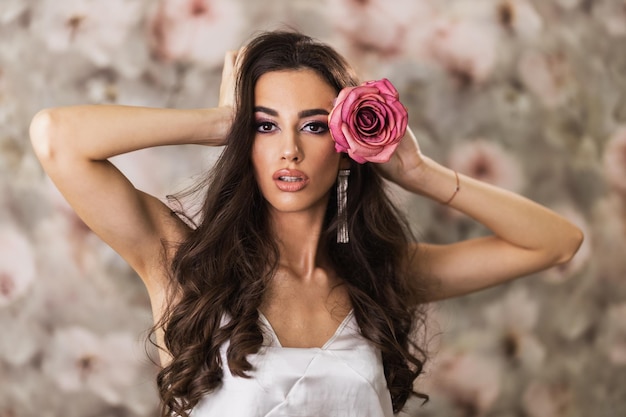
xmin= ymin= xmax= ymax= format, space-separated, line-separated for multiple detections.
xmin=152 ymin=30 xmax=432 ymax=417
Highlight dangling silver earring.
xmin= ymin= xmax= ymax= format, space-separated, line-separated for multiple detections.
xmin=337 ymin=169 xmax=350 ymax=244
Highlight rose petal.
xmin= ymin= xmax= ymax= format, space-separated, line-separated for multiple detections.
xmin=329 ymin=104 xmax=349 ymax=151
xmin=366 ymin=142 xmax=401 ymax=163
xmin=366 ymin=78 xmax=399 ymax=98
xmin=334 ymin=85 xmax=356 ymax=107
xmin=340 ymin=124 xmax=367 ymax=163
xmin=329 ymin=78 xmax=408 ymax=163
xmin=341 ymin=123 xmax=379 ymax=153
xmin=341 ymin=86 xmax=380 ymax=121
xmin=356 ymin=108 xmax=380 ymax=134
xmin=357 ymin=105 xmax=386 ymax=133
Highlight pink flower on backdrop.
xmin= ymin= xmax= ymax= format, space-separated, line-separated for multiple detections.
xmin=518 ymin=49 xmax=574 ymax=108
xmin=603 ymin=303 xmax=626 ymax=365
xmin=543 ymin=205 xmax=591 ymax=284
xmin=448 ymin=139 xmax=525 ymax=192
xmin=428 ymin=350 xmax=502 ymax=416
xmin=522 ymin=381 xmax=572 ymax=417
xmin=43 ymin=326 xmax=142 ymax=405
xmin=327 ymin=0 xmax=436 ymax=56
xmin=425 ymin=17 xmax=499 ymax=85
xmin=0 ymin=224 xmax=35 ymax=307
xmin=483 ymin=286 xmax=546 ymax=370
xmin=329 ymin=79 xmax=408 ymax=164
xmin=149 ymin=0 xmax=244 ymax=68
xmin=32 ymin=0 xmax=142 ymax=67
xmin=603 ymin=125 xmax=626 ymax=195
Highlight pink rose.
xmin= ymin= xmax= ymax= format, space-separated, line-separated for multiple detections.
xmin=329 ymin=78 xmax=408 ymax=164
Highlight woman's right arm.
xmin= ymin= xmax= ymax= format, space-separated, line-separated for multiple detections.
xmin=29 ymin=104 xmax=232 ymax=288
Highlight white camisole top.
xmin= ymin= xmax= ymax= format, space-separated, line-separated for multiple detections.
xmin=191 ymin=310 xmax=394 ymax=416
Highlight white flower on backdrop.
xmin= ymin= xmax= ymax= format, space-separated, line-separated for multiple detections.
xmin=424 ymin=17 xmax=499 ymax=85
xmin=426 ymin=349 xmax=502 ymax=416
xmin=522 ymin=380 xmax=571 ymax=417
xmin=0 ymin=0 xmax=28 ymax=25
xmin=445 ymin=0 xmax=543 ymax=39
xmin=42 ymin=326 xmax=144 ymax=406
xmin=148 ymin=0 xmax=245 ymax=68
xmin=0 ymin=224 xmax=35 ymax=307
xmin=31 ymin=0 xmax=143 ymax=67
xmin=34 ymin=178 xmax=152 ymax=311
xmin=484 ymin=287 xmax=540 ymax=334
xmin=593 ymin=0 xmax=626 ymax=37
xmin=483 ymin=286 xmax=546 ymax=370
xmin=495 ymin=0 xmax=544 ymax=41
xmin=397 ymin=0 xmax=542 ymax=82
xmin=0 ymin=310 xmax=43 ymax=367
xmin=518 ymin=49 xmax=576 ymax=109
xmin=447 ymin=139 xmax=525 ymax=193
xmin=326 ymin=0 xmax=436 ymax=56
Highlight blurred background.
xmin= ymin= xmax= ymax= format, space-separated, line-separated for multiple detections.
xmin=1 ymin=0 xmax=625 ymax=416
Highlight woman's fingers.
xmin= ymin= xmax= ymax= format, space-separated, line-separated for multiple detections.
xmin=218 ymin=50 xmax=238 ymax=108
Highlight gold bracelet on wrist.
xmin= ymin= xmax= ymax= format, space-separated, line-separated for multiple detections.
xmin=442 ymin=170 xmax=460 ymax=205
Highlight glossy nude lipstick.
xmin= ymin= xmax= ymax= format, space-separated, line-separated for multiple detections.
xmin=272 ymin=169 xmax=310 ymax=192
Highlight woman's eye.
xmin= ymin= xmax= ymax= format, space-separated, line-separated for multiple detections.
xmin=256 ymin=121 xmax=276 ymax=133
xmin=303 ymin=122 xmax=329 ymax=134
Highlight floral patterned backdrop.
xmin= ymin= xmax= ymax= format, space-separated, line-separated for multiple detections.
xmin=1 ymin=0 xmax=625 ymax=416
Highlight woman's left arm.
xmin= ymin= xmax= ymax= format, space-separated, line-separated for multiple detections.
xmin=378 ymin=128 xmax=584 ymax=301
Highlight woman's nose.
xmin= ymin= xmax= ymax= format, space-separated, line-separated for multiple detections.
xmin=281 ymin=132 xmax=303 ymax=162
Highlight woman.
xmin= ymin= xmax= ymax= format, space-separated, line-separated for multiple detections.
xmin=29 ymin=31 xmax=583 ymax=417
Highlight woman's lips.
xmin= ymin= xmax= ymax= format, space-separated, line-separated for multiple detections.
xmin=272 ymin=169 xmax=310 ymax=192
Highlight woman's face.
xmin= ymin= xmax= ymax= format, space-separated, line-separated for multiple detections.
xmin=251 ymin=69 xmax=345 ymax=216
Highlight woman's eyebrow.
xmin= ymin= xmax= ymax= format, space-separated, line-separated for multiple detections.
xmin=254 ymin=106 xmax=278 ymax=116
xmin=298 ymin=109 xmax=329 ymax=118
xmin=254 ymin=106 xmax=329 ymax=118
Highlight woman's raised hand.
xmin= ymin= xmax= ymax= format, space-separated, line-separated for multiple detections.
xmin=218 ymin=50 xmax=239 ymax=109
xmin=210 ymin=50 xmax=243 ymax=146
xmin=376 ymin=126 xmax=426 ymax=191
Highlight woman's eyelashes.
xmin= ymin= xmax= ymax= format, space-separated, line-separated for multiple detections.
xmin=302 ymin=121 xmax=329 ymax=134
xmin=256 ymin=120 xmax=277 ymax=133
xmin=254 ymin=119 xmax=329 ymax=135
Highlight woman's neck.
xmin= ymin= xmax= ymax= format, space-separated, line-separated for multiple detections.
xmin=269 ymin=207 xmax=328 ymax=279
